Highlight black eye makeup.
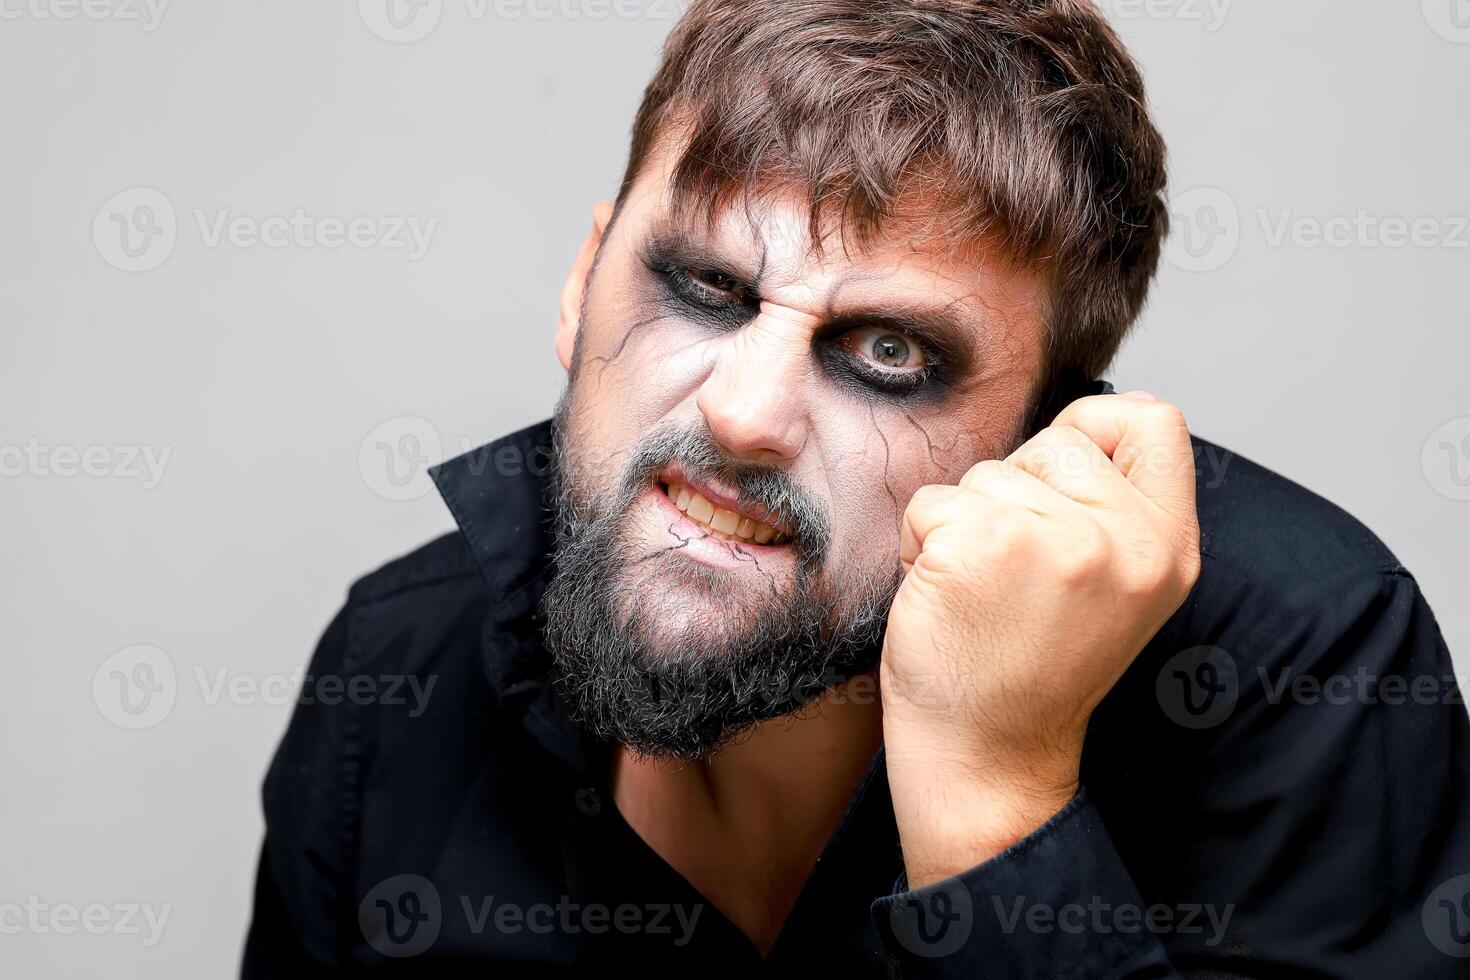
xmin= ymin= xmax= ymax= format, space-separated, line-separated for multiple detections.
xmin=661 ymin=264 xmax=758 ymax=313
xmin=637 ymin=230 xmax=966 ymax=401
xmin=640 ymin=232 xmax=760 ymax=327
xmin=819 ymin=317 xmax=949 ymax=400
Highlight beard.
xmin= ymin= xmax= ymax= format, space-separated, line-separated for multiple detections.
xmin=538 ymin=391 xmax=902 ymax=762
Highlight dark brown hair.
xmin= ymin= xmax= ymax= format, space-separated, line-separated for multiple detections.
xmin=615 ymin=0 xmax=1169 ymax=427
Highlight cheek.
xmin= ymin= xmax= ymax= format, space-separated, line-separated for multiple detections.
xmin=573 ymin=283 xmax=717 ymax=417
xmin=812 ymin=400 xmax=1019 ymax=565
xmin=811 ymin=412 xmax=942 ymax=565
xmin=570 ymin=288 xmax=717 ymax=439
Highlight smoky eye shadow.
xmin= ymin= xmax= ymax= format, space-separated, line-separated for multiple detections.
xmin=639 ymin=230 xmax=755 ymax=289
xmin=636 ymin=228 xmax=975 ymax=401
xmin=816 ymin=344 xmax=953 ymax=405
xmin=638 ymin=236 xmax=759 ymax=328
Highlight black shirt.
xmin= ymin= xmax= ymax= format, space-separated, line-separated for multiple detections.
xmin=241 ymin=417 xmax=1470 ymax=977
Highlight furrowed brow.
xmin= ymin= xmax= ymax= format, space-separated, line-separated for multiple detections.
xmin=641 ymin=218 xmax=763 ymax=285
xmin=643 ymin=215 xmax=994 ymax=368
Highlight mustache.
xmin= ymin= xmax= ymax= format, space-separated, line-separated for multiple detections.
xmin=616 ymin=419 xmax=833 ymax=569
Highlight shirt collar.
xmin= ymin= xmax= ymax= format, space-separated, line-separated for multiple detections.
xmin=429 ymin=417 xmax=593 ymax=773
xmin=428 ymin=417 xmax=557 ymax=600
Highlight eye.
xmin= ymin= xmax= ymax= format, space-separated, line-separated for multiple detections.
xmin=840 ymin=326 xmax=928 ymax=371
xmin=676 ymin=267 xmax=756 ymax=308
xmin=822 ymin=323 xmax=943 ymax=399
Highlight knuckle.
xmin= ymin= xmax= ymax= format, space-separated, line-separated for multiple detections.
xmin=1034 ymin=426 xmax=1101 ymax=477
xmin=1143 ymin=400 xmax=1189 ymax=431
xmin=980 ymin=506 xmax=1030 ymax=551
xmin=960 ymin=458 xmax=1011 ymax=487
xmin=1034 ymin=424 xmax=1091 ymax=456
xmin=1117 ymin=561 xmax=1165 ymax=600
xmin=908 ymin=482 xmax=961 ymax=510
xmin=1055 ymin=522 xmax=1111 ymax=582
xmin=1047 ymin=423 xmax=1091 ymax=444
xmin=1121 ymin=536 xmax=1194 ymax=600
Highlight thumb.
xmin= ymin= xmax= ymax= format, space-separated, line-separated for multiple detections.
xmin=1049 ymin=393 xmax=1198 ymax=524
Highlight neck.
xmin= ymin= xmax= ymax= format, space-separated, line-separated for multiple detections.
xmin=614 ymin=670 xmax=884 ymax=810
xmin=609 ymin=672 xmax=884 ymax=954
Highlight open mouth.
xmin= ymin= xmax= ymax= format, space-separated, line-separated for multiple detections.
xmin=655 ymin=476 xmax=792 ymax=546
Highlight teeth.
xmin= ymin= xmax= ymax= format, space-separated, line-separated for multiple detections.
xmin=686 ymin=491 xmax=715 ymax=525
xmin=662 ymin=482 xmax=788 ymax=545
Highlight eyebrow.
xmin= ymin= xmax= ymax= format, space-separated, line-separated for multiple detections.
xmin=819 ymin=300 xmax=977 ymax=368
xmin=640 ymin=221 xmax=764 ymax=283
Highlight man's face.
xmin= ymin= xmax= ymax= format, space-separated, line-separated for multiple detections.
xmin=542 ymin=144 xmax=1048 ymax=758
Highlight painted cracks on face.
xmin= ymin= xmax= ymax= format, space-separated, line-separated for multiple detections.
xmin=864 ymin=400 xmax=902 ymax=516
xmin=901 ymin=411 xmax=968 ymax=469
xmin=651 ymin=514 xmax=788 ymax=601
xmin=581 ymin=312 xmax=666 ymax=381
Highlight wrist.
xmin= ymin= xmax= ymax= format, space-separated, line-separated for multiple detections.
xmin=884 ymin=734 xmax=1080 ymax=889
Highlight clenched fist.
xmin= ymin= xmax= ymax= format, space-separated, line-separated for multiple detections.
xmin=880 ymin=392 xmax=1202 ymax=888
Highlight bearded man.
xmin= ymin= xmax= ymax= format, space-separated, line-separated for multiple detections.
xmin=242 ymin=1 xmax=1470 ymax=976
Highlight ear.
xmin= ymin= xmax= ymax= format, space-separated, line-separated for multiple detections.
xmin=556 ymin=200 xmax=616 ymax=372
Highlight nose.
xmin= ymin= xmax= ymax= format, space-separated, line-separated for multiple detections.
xmin=695 ymin=306 xmax=813 ymax=463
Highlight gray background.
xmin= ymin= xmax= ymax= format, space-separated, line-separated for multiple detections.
xmin=3 ymin=1 xmax=1466 ymax=975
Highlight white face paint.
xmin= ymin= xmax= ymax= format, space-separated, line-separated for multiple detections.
xmin=556 ymin=143 xmax=1048 ymax=654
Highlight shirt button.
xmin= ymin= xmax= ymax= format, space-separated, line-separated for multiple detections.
xmin=574 ymin=787 xmax=602 ymax=816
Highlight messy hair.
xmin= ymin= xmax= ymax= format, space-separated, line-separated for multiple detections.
xmin=616 ymin=0 xmax=1169 ymax=428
